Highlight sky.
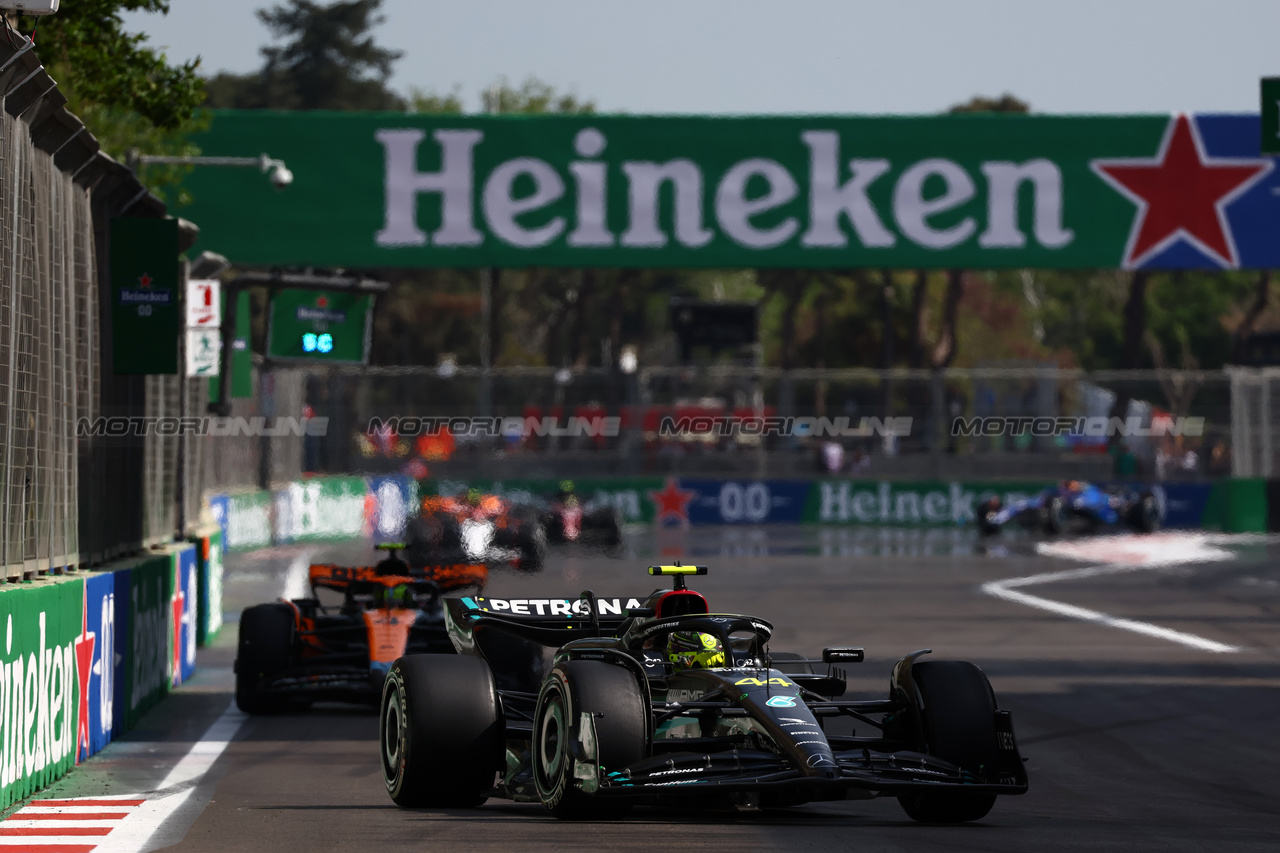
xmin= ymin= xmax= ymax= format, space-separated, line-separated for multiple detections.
xmin=122 ymin=0 xmax=1280 ymax=115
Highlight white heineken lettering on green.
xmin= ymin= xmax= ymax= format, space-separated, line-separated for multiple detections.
xmin=370 ymin=125 xmax=1086 ymax=259
xmin=568 ymin=128 xmax=614 ymax=247
xmin=894 ymin=159 xmax=977 ymax=249
xmin=621 ymin=160 xmax=714 ymax=248
xmin=375 ymin=128 xmax=484 ymax=247
xmin=483 ymin=157 xmax=566 ymax=248
xmin=817 ymin=481 xmax=1047 ymax=524
xmin=980 ymin=160 xmax=1075 ymax=249
xmin=0 ymin=612 xmax=76 ymax=794
xmin=715 ymin=158 xmax=799 ymax=249
xmin=800 ymin=131 xmax=896 ymax=248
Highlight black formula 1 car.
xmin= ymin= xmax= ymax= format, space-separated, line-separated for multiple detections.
xmin=378 ymin=565 xmax=1028 ymax=822
xmin=234 ymin=544 xmax=489 ymax=714
xmin=538 ymin=481 xmax=624 ymax=552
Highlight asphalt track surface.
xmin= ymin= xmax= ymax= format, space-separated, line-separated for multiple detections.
xmin=11 ymin=525 xmax=1280 ymax=852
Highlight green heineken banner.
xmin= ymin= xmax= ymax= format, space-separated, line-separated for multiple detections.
xmin=110 ymin=217 xmax=180 ymax=374
xmin=0 ymin=580 xmax=83 ymax=809
xmin=183 ymin=111 xmax=1280 ymax=270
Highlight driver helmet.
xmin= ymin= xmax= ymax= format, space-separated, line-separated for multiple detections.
xmin=666 ymin=631 xmax=725 ymax=669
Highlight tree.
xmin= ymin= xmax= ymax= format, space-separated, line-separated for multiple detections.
xmin=9 ymin=2 xmax=207 ymax=200
xmin=205 ymin=0 xmax=404 ymax=110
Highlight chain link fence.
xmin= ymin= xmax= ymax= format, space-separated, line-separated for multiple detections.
xmin=0 ymin=108 xmax=87 ymax=580
xmin=248 ymin=363 xmax=1234 ymax=483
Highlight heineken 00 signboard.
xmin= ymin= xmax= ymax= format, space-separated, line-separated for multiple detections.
xmin=267 ymin=289 xmax=373 ymax=363
xmin=110 ymin=217 xmax=180 ymax=374
xmin=181 ymin=111 xmax=1280 ymax=271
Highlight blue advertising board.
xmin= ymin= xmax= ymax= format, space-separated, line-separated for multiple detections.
xmin=681 ymin=479 xmax=812 ymax=525
xmin=81 ymin=570 xmax=129 ymax=761
xmin=175 ymin=546 xmax=198 ymax=687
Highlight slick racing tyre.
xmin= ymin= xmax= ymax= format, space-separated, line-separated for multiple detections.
xmin=1127 ymin=491 xmax=1160 ymax=533
xmin=381 ymin=655 xmax=503 ymax=808
xmin=977 ymin=497 xmax=1002 ymax=536
xmin=235 ymin=603 xmax=296 ymax=715
xmin=533 ymin=660 xmax=648 ymax=819
xmin=515 ymin=523 xmax=547 ymax=573
xmin=898 ymin=660 xmax=1000 ymax=824
xmin=1044 ymin=496 xmax=1067 ymax=535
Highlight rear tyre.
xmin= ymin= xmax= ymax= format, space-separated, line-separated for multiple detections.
xmin=977 ymin=498 xmax=1002 ymax=536
xmin=235 ymin=603 xmax=296 ymax=715
xmin=1127 ymin=492 xmax=1159 ymax=533
xmin=380 ymin=655 xmax=503 ymax=808
xmin=1044 ymin=496 xmax=1066 ymax=535
xmin=516 ymin=523 xmax=547 ymax=572
xmin=533 ymin=660 xmax=648 ymax=819
xmin=897 ymin=660 xmax=1000 ymax=824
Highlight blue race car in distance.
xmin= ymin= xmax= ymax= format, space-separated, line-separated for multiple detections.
xmin=977 ymin=480 xmax=1159 ymax=536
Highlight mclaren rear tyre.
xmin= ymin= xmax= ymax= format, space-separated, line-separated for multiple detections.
xmin=235 ymin=603 xmax=296 ymax=715
xmin=381 ymin=655 xmax=503 ymax=808
xmin=898 ymin=660 xmax=1000 ymax=824
xmin=533 ymin=660 xmax=648 ymax=820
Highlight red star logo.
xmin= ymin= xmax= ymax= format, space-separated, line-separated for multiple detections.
xmin=316 ymin=295 xmax=329 ymax=308
xmin=172 ymin=582 xmax=186 ymax=687
xmin=1092 ymin=115 xmax=1272 ymax=268
xmin=648 ymin=477 xmax=695 ymax=526
xmin=138 ymin=273 xmax=153 ymax=288
xmin=74 ymin=589 xmax=97 ymax=764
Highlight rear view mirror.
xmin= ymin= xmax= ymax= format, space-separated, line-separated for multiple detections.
xmin=823 ymin=647 xmax=865 ymax=664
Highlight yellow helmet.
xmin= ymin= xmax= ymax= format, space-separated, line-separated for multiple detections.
xmin=666 ymin=631 xmax=725 ymax=669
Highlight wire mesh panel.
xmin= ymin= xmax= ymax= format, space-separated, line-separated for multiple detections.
xmin=0 ymin=109 xmax=98 ymax=581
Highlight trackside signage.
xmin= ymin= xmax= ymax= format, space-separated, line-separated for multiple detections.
xmin=183 ymin=111 xmax=1280 ymax=270
xmin=0 ymin=582 xmax=82 ymax=807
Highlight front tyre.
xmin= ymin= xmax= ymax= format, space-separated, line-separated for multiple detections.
xmin=898 ymin=660 xmax=1001 ymax=824
xmin=533 ymin=660 xmax=648 ymax=819
xmin=380 ymin=655 xmax=503 ymax=808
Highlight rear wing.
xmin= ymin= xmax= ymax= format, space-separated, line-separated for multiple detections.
xmin=445 ymin=594 xmax=646 ymax=648
xmin=308 ymin=562 xmax=488 ymax=596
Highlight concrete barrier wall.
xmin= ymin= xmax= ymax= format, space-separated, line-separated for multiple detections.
xmin=0 ymin=541 xmax=206 ymax=810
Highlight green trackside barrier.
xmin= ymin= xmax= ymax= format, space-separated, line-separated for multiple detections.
xmin=803 ymin=480 xmax=1056 ymax=524
xmin=225 ymin=489 xmax=274 ymax=550
xmin=1203 ymin=478 xmax=1267 ymax=533
xmin=122 ymin=551 xmax=176 ymax=732
xmin=274 ymin=475 xmax=369 ymax=543
xmin=192 ymin=528 xmax=225 ymax=647
xmin=0 ymin=576 xmax=84 ymax=810
xmin=421 ymin=477 xmax=665 ymax=524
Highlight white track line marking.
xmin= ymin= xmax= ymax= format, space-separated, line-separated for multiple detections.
xmin=983 ymin=532 xmax=1243 ymax=654
xmin=91 ymin=700 xmax=246 ymax=853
